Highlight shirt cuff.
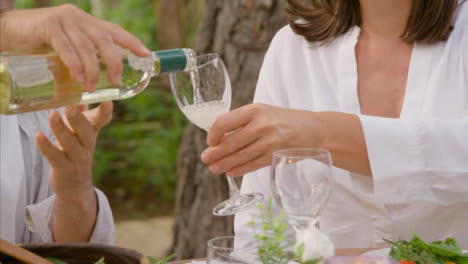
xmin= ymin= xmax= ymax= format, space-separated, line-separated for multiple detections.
xmin=358 ymin=115 xmax=429 ymax=204
xmin=26 ymin=188 xmax=115 ymax=244
xmin=89 ymin=188 xmax=115 ymax=244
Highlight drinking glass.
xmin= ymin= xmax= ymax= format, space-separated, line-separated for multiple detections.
xmin=169 ymin=53 xmax=263 ymax=216
xmin=271 ymin=148 xmax=333 ymax=237
xmin=207 ymin=236 xmax=259 ymax=264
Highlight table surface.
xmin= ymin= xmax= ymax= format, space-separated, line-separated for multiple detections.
xmin=168 ymin=248 xmax=380 ymax=264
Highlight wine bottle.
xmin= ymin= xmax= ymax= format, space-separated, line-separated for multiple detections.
xmin=0 ymin=48 xmax=196 ymax=114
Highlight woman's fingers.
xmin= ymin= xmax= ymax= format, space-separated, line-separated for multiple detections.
xmin=65 ymin=106 xmax=95 ymax=150
xmin=207 ymin=105 xmax=258 ymax=146
xmin=102 ymin=21 xmax=150 ymax=57
xmin=202 ymin=125 xmax=259 ymax=164
xmin=226 ymin=154 xmax=270 ymax=178
xmin=49 ymin=111 xmax=86 ymax=160
xmin=35 ymin=131 xmax=69 ymax=169
xmin=208 ymin=137 xmax=271 ymax=175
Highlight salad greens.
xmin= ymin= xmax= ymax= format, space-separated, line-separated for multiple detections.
xmin=384 ymin=233 xmax=468 ymax=264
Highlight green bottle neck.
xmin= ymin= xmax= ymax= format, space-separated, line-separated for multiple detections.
xmin=153 ymin=49 xmax=195 ymax=75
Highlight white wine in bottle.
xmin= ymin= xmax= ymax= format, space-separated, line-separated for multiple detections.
xmin=0 ymin=48 xmax=196 ymax=114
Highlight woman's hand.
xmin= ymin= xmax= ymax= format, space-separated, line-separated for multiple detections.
xmin=201 ymin=103 xmax=324 ymax=177
xmin=202 ymin=103 xmax=372 ymax=177
xmin=0 ymin=4 xmax=150 ymax=92
xmin=35 ymin=102 xmax=113 ymax=242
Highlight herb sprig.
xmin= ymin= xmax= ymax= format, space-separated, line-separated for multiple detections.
xmin=384 ymin=233 xmax=468 ymax=264
xmin=248 ymin=198 xmax=295 ymax=264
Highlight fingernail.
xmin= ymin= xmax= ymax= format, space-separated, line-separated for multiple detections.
xmin=36 ymin=132 xmax=46 ymax=141
xmin=201 ymin=152 xmax=209 ymax=163
xmin=210 ymin=165 xmax=221 ymax=174
xmin=141 ymin=46 xmax=151 ymax=56
xmin=89 ymin=83 xmax=97 ymax=93
xmin=69 ymin=107 xmax=78 ymax=118
xmin=52 ymin=113 xmax=60 ymax=124
xmin=113 ymin=74 xmax=121 ymax=85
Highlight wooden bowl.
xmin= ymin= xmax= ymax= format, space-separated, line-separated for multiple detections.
xmin=0 ymin=243 xmax=149 ymax=264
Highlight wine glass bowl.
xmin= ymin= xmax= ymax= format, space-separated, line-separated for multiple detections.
xmin=271 ymin=148 xmax=333 ymax=232
xmin=169 ymin=53 xmax=231 ymax=131
xmin=207 ymin=236 xmax=259 ymax=264
xmin=169 ymin=53 xmax=263 ymax=216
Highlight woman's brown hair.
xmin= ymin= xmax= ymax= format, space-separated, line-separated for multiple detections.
xmin=287 ymin=0 xmax=461 ymax=44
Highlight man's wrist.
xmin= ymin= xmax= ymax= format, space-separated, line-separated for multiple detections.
xmin=55 ymin=187 xmax=97 ymax=213
xmin=0 ymin=9 xmax=14 ymax=51
xmin=52 ymin=187 xmax=98 ymax=242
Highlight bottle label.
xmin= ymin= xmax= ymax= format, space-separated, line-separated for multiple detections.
xmin=155 ymin=49 xmax=188 ymax=74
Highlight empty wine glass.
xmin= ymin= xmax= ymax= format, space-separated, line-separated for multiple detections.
xmin=169 ymin=53 xmax=263 ymax=216
xmin=271 ymin=148 xmax=333 ymax=238
xmin=207 ymin=236 xmax=259 ymax=264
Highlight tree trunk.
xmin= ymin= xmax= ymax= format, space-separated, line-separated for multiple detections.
xmin=171 ymin=0 xmax=286 ymax=259
xmin=157 ymin=0 xmax=185 ymax=49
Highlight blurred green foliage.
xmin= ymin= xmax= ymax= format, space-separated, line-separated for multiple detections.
xmin=15 ymin=0 xmax=202 ymax=210
xmin=94 ymin=86 xmax=186 ymax=202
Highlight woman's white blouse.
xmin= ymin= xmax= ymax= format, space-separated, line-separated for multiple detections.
xmin=235 ymin=3 xmax=468 ymax=248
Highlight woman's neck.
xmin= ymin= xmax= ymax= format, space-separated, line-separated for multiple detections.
xmin=359 ymin=0 xmax=412 ymax=40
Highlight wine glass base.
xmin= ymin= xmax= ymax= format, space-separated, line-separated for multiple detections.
xmin=212 ymin=193 xmax=264 ymax=216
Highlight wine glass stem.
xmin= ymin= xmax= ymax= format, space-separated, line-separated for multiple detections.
xmin=226 ymin=175 xmax=240 ymax=198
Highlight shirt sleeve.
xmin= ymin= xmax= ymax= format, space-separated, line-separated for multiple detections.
xmin=25 ymin=188 xmax=115 ymax=244
xmin=359 ymin=115 xmax=468 ymax=205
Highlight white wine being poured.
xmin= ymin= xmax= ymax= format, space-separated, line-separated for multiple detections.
xmin=0 ymin=48 xmax=196 ymax=114
xmin=180 ymin=101 xmax=229 ymax=131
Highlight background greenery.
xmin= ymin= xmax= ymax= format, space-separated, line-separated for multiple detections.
xmin=16 ymin=0 xmax=203 ymax=219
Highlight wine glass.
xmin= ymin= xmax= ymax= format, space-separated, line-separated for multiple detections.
xmin=207 ymin=236 xmax=259 ymax=264
xmin=169 ymin=53 xmax=263 ymax=216
xmin=271 ymin=148 xmax=333 ymax=238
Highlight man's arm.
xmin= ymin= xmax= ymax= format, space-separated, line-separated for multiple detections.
xmin=0 ymin=0 xmax=14 ymax=50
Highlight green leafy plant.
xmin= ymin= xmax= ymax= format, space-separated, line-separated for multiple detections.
xmin=248 ymin=198 xmax=295 ymax=264
xmin=46 ymin=258 xmax=68 ymax=264
xmin=384 ymin=232 xmax=468 ymax=264
xmin=295 ymin=244 xmax=323 ymax=264
xmin=93 ymin=87 xmax=186 ymax=204
xmin=147 ymin=253 xmax=176 ymax=264
xmin=249 ymin=198 xmax=334 ymax=264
